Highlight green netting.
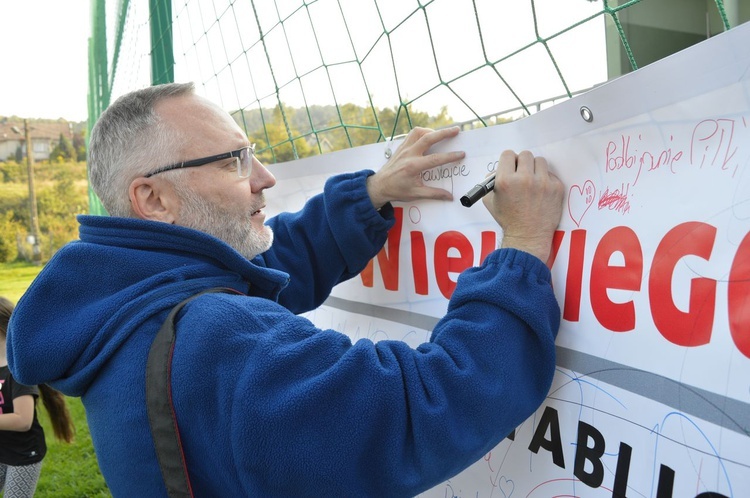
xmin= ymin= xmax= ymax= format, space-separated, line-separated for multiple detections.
xmin=88 ymin=0 xmax=740 ymax=215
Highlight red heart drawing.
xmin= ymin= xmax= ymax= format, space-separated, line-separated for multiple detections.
xmin=568 ymin=180 xmax=596 ymax=227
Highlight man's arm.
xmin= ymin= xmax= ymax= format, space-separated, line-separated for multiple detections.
xmin=366 ymin=131 xmax=564 ymax=263
xmin=220 ymin=148 xmax=566 ymax=495
xmin=261 ymin=127 xmax=466 ymax=312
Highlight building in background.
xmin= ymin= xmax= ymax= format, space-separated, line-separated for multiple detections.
xmin=606 ymin=0 xmax=749 ymax=79
xmin=0 ymin=118 xmax=78 ymax=162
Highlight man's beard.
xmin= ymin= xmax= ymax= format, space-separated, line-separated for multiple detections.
xmin=174 ymin=184 xmax=274 ymax=260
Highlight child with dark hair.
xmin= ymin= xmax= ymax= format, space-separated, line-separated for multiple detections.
xmin=0 ymin=296 xmax=74 ymax=497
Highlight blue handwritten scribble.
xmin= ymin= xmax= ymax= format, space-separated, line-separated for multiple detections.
xmin=545 ymin=368 xmax=626 ymax=498
xmin=368 ymin=328 xmax=391 ymax=341
xmin=497 ymin=476 xmax=514 ymax=498
xmin=551 ymin=368 xmax=628 ymax=413
xmin=438 ymin=481 xmax=481 ymax=498
xmin=650 ymin=412 xmax=734 ymax=498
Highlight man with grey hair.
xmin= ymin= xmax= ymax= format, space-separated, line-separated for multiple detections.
xmin=8 ymin=82 xmax=564 ymax=497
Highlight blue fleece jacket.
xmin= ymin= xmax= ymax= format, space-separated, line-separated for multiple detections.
xmin=8 ymin=170 xmax=560 ymax=497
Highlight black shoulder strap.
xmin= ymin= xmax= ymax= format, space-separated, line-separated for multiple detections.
xmin=146 ymin=288 xmax=232 ymax=498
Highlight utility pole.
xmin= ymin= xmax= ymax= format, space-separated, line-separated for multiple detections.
xmin=11 ymin=120 xmax=42 ymax=264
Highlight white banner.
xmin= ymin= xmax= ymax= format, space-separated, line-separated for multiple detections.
xmin=266 ymin=22 xmax=750 ymax=498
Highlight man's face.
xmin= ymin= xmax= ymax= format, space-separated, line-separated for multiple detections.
xmin=173 ymin=180 xmax=274 ymax=260
xmin=157 ymin=94 xmax=277 ymax=259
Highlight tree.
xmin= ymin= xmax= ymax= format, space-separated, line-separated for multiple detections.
xmin=72 ymin=131 xmax=86 ymax=161
xmin=0 ymin=159 xmax=23 ymax=183
xmin=247 ymin=102 xmax=455 ymax=160
xmin=379 ymin=103 xmax=454 ymax=137
xmin=0 ymin=211 xmax=20 ymax=262
xmin=250 ymin=105 xmax=313 ymax=164
xmin=50 ymin=133 xmax=77 ymax=162
xmin=339 ymin=103 xmax=382 ymax=148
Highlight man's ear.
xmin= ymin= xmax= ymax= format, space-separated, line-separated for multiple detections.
xmin=129 ymin=177 xmax=179 ymax=223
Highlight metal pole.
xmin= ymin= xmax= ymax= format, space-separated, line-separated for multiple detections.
xmin=149 ymin=0 xmax=174 ymax=85
xmin=23 ymin=119 xmax=42 ymax=264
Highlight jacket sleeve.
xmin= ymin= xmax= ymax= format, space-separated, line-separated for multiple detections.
xmin=258 ymin=170 xmax=394 ymax=313
xmin=193 ymin=248 xmax=560 ymax=497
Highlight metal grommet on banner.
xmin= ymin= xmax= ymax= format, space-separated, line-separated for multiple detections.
xmin=384 ymin=133 xmax=407 ymax=159
xmin=580 ymin=106 xmax=594 ymax=123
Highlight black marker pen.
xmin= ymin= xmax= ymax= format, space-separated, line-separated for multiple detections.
xmin=460 ymin=174 xmax=495 ymax=207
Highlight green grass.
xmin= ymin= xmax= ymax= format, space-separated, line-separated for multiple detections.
xmin=1 ymin=262 xmax=111 ymax=497
xmin=0 ymin=261 xmax=44 ymax=303
xmin=36 ymin=399 xmax=111 ymax=497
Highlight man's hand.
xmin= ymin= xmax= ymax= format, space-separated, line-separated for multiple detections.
xmin=366 ymin=127 xmax=465 ymax=209
xmin=482 ymin=150 xmax=564 ymax=263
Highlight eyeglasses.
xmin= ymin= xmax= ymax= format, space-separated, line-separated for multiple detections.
xmin=144 ymin=144 xmax=255 ymax=178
